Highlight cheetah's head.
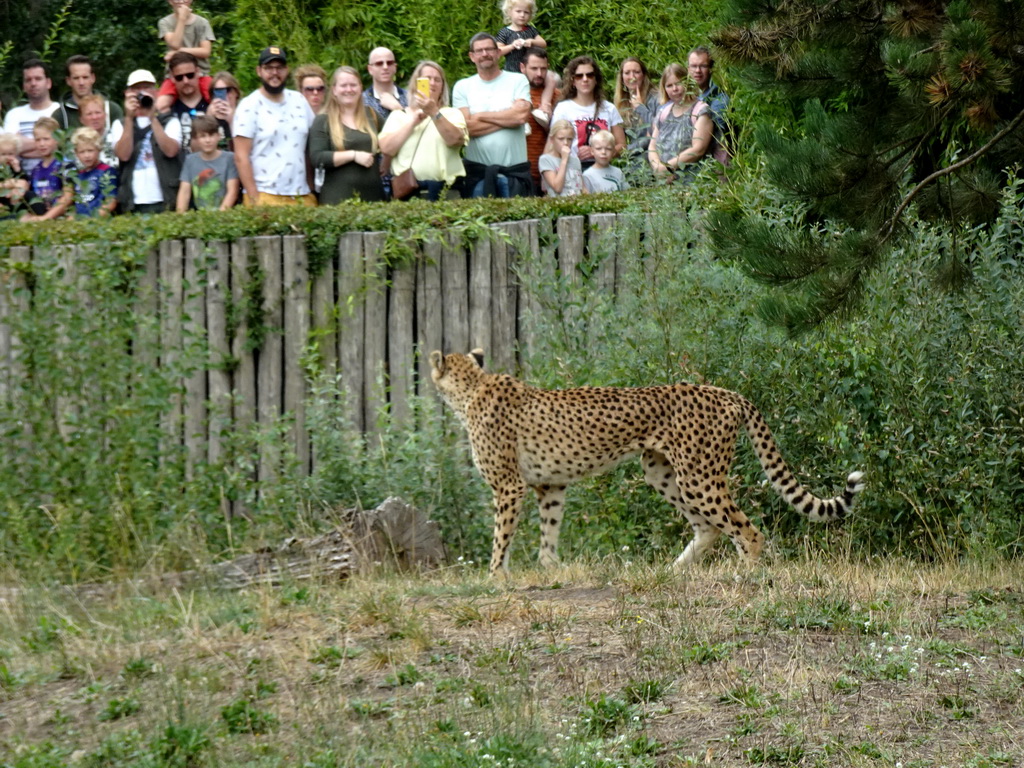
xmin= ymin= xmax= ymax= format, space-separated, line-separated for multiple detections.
xmin=429 ymin=349 xmax=486 ymax=411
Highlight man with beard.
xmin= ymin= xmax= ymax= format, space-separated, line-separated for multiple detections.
xmin=520 ymin=47 xmax=559 ymax=195
xmin=233 ymin=46 xmax=316 ymax=206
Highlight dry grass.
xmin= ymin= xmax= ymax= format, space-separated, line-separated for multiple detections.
xmin=1 ymin=555 xmax=1022 ymax=766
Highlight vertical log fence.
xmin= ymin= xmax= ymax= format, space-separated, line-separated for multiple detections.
xmin=0 ymin=212 xmax=654 ymax=482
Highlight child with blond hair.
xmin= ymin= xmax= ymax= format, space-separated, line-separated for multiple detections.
xmin=583 ymin=129 xmax=628 ymax=193
xmin=21 ymin=117 xmax=73 ymax=222
xmin=496 ymin=0 xmax=556 ymax=120
xmin=538 ymin=119 xmax=585 ymax=197
xmin=70 ymin=127 xmax=118 ymax=217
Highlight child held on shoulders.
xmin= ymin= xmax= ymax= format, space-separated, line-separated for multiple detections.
xmin=21 ymin=117 xmax=73 ymax=222
xmin=176 ymin=114 xmax=239 ymax=212
xmin=539 ymin=119 xmax=585 ymax=197
xmin=0 ymin=133 xmax=30 ymax=220
xmin=496 ymin=0 xmax=557 ymax=118
xmin=70 ymin=127 xmax=118 ymax=217
xmin=156 ymin=0 xmax=216 ymax=113
xmin=583 ymin=130 xmax=629 ymax=193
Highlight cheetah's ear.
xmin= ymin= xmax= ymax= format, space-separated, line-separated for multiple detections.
xmin=470 ymin=348 xmax=485 ymax=369
xmin=429 ymin=350 xmax=445 ymax=373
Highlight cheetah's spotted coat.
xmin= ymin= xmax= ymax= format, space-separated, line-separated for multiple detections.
xmin=430 ymin=349 xmax=865 ymax=575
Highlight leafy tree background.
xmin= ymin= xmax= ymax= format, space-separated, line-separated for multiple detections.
xmin=707 ymin=0 xmax=1024 ymax=333
xmin=0 ymin=0 xmax=720 ymax=108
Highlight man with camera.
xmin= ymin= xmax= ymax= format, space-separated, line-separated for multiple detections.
xmin=115 ymin=69 xmax=183 ymax=214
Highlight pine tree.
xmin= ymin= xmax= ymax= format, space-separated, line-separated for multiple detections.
xmin=707 ymin=0 xmax=1024 ymax=332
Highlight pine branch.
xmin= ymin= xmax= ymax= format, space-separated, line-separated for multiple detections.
xmin=882 ymin=105 xmax=1024 ymax=241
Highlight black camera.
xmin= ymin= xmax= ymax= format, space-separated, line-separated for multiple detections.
xmin=136 ymin=92 xmax=154 ymax=109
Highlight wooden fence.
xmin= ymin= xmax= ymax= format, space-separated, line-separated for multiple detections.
xmin=0 ymin=212 xmax=654 ymax=483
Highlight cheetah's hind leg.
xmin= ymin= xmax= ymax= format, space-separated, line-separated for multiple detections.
xmin=640 ymin=449 xmax=722 ymax=567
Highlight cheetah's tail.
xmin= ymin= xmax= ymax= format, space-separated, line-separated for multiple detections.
xmin=742 ymin=400 xmax=865 ymax=521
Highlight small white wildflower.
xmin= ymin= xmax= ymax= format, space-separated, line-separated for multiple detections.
xmin=621 ymin=545 xmax=630 ymax=552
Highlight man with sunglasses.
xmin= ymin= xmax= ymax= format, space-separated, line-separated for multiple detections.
xmin=363 ymin=48 xmax=408 ymax=123
xmin=166 ymin=52 xmax=230 ymax=154
xmin=452 ymin=32 xmax=532 ymax=198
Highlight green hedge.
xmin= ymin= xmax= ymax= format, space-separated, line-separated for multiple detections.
xmin=0 ymin=191 xmax=648 ymax=277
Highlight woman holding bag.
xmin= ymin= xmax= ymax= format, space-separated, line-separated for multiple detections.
xmin=379 ymin=61 xmax=468 ymax=201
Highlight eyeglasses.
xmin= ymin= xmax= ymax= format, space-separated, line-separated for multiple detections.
xmin=371 ymin=60 xmax=396 ymax=67
xmin=573 ymin=71 xmax=595 ymax=80
xmin=303 ymin=85 xmax=325 ymax=93
xmin=173 ymin=71 xmax=197 ymax=81
xmin=472 ymin=47 xmax=498 ymax=55
xmin=688 ymin=63 xmax=711 ymax=70
xmin=261 ymin=64 xmax=287 ymax=72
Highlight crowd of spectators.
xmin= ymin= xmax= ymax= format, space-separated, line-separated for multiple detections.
xmin=0 ymin=0 xmax=731 ymax=221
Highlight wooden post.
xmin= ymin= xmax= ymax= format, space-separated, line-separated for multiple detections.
xmin=183 ymin=239 xmax=208 ymax=478
xmin=588 ymin=213 xmax=618 ymax=296
xmin=256 ymin=236 xmax=283 ymax=486
xmin=416 ymin=239 xmax=443 ymax=396
xmin=616 ymin=212 xmax=645 ymax=295
xmin=388 ymin=259 xmax=415 ymax=429
xmin=230 ymin=238 xmax=256 ymax=438
xmin=205 ymin=241 xmax=232 ymax=467
xmin=0 ymin=247 xmax=31 ymax=404
xmin=469 ymin=232 xmax=492 ymax=359
xmin=283 ymin=235 xmax=310 ymax=473
xmin=556 ymin=215 xmax=585 ymax=284
xmin=309 ymin=253 xmax=336 ymax=475
xmin=160 ymin=239 xmax=184 ymax=451
xmin=337 ymin=232 xmax=365 ymax=432
xmin=490 ymin=221 xmax=521 ymax=374
xmin=519 ymin=218 xmax=554 ymax=373
xmin=310 ymin=251 xmax=336 ymax=380
xmin=441 ymin=231 xmax=469 ymax=355
xmin=362 ymin=232 xmax=387 ymax=435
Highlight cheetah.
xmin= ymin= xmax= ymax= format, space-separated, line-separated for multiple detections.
xmin=430 ymin=349 xmax=865 ymax=576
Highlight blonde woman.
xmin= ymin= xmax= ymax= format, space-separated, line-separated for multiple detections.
xmin=647 ymin=62 xmax=712 ymax=182
xmin=378 ymin=60 xmax=468 ymax=200
xmin=307 ymin=66 xmax=384 ymax=204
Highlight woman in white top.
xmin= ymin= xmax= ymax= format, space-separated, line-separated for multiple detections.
xmin=550 ymin=56 xmax=627 ymax=170
xmin=379 ymin=60 xmax=469 ymax=200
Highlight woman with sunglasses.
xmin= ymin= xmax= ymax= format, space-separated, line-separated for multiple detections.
xmin=550 ymin=56 xmax=626 ymax=170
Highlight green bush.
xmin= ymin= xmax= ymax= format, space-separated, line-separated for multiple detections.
xmin=2 ymin=172 xmax=1024 ymax=578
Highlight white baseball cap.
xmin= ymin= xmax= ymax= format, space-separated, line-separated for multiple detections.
xmin=126 ymin=69 xmax=157 ymax=87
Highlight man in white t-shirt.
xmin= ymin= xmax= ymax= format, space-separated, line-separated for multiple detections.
xmin=233 ymin=46 xmax=316 ymax=206
xmin=452 ymin=32 xmax=532 ymax=198
xmin=114 ymin=69 xmax=183 ymax=214
xmin=2 ymin=59 xmax=58 ymax=173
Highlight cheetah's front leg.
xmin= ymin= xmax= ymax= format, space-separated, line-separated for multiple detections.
xmin=489 ymin=480 xmax=527 ymax=575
